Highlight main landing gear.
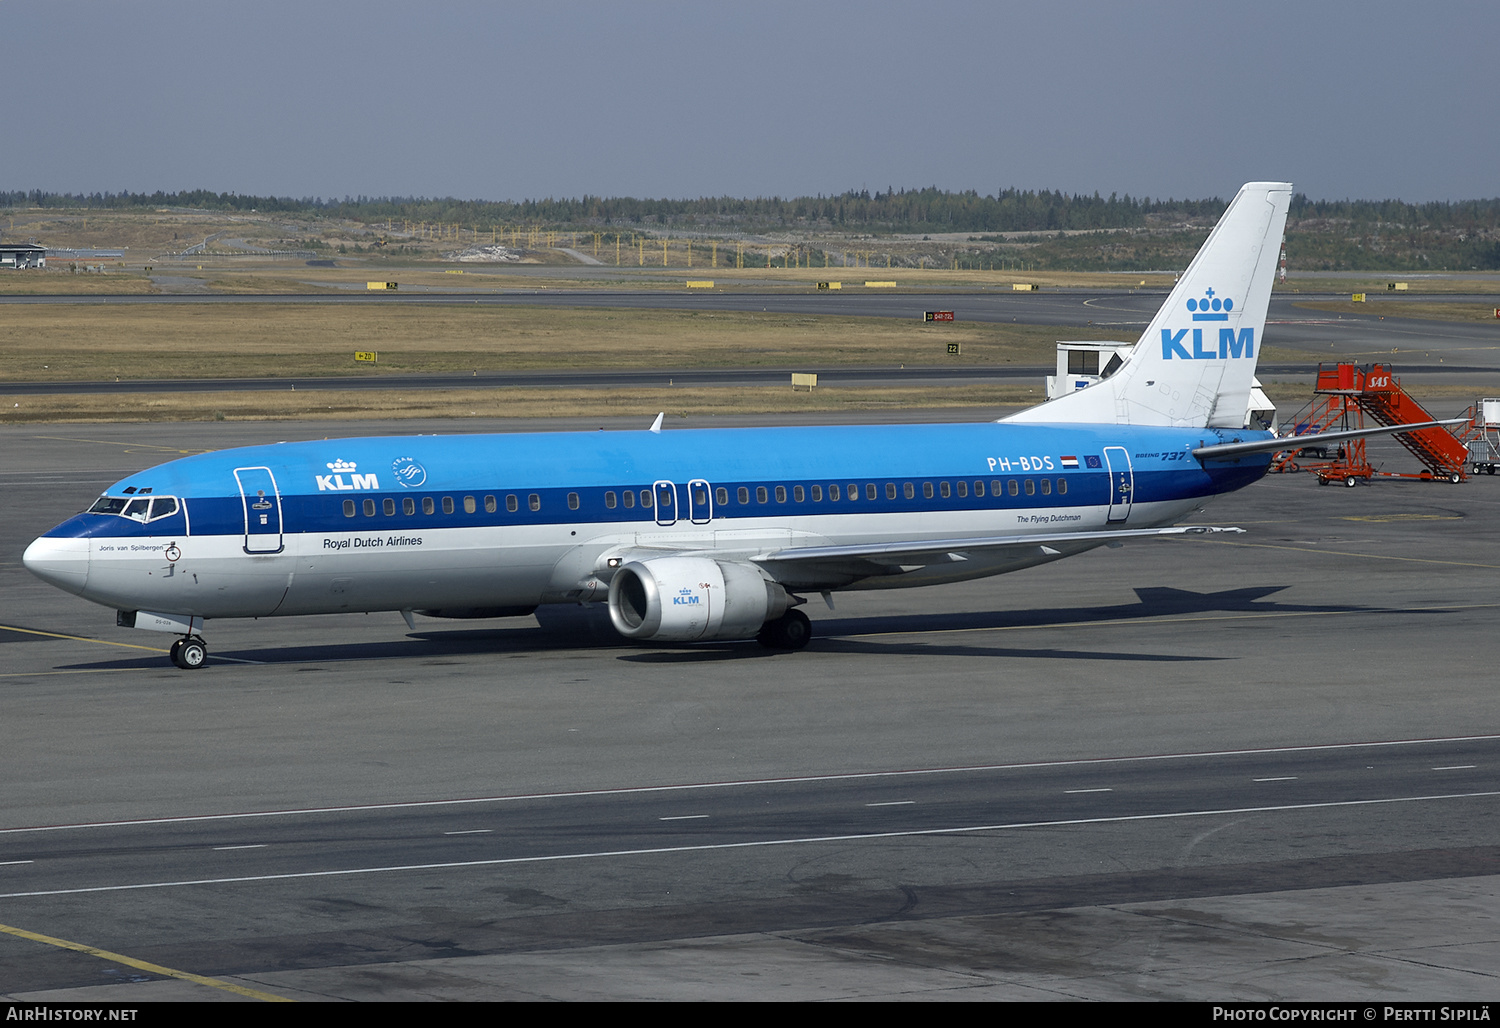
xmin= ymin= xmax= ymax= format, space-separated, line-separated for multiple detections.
xmin=757 ymin=608 xmax=812 ymax=651
xmin=169 ymin=636 xmax=208 ymax=670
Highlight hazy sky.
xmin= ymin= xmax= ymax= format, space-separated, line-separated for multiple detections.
xmin=5 ymin=1 xmax=1495 ymax=203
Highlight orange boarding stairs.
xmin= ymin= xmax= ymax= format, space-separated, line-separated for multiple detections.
xmin=1348 ymin=363 xmax=1469 ymax=483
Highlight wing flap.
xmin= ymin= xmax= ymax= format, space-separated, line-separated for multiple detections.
xmin=757 ymin=525 xmax=1243 ymax=569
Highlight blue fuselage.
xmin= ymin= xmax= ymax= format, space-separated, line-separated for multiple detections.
xmin=26 ymin=421 xmax=1272 ymax=620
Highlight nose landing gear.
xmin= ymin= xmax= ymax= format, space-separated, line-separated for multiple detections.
xmin=169 ymin=636 xmax=208 ymax=669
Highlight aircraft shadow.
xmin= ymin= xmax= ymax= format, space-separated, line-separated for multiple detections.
xmin=33 ymin=584 xmax=1423 ymax=672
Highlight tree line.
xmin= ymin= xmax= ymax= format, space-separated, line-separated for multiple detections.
xmin=4 ymin=186 xmax=1496 ymax=237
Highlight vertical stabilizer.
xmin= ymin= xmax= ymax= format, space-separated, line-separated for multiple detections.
xmin=1006 ymin=181 xmax=1292 ymax=427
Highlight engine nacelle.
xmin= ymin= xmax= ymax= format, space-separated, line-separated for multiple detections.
xmin=608 ymin=557 xmax=789 ymax=642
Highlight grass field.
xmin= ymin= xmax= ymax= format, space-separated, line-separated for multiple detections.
xmin=0 ymin=304 xmax=1069 ymax=382
xmin=1293 ymin=299 xmax=1500 ymax=323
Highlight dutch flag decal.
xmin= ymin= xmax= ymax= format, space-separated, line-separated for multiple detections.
xmin=1060 ymin=455 xmax=1080 ymax=469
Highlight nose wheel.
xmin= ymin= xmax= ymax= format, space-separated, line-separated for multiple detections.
xmin=169 ymin=636 xmax=208 ymax=670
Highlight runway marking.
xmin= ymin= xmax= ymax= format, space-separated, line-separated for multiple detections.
xmin=1 ymin=860 xmax=34 ymax=866
xmin=842 ymin=601 xmax=1500 ymax=641
xmin=3 ymin=792 xmax=1496 ymax=901
xmin=1064 ymin=788 xmax=1113 ymax=794
xmin=213 ymin=845 xmax=266 ymax=851
xmin=1339 ymin=514 xmax=1464 ymax=523
xmin=866 ymin=800 xmax=915 ymax=807
xmin=0 ymin=622 xmax=265 ymax=666
xmin=659 ymin=814 xmax=709 ymax=821
xmin=1434 ymin=765 xmax=1477 ymax=771
xmin=4 ymin=734 xmax=1497 ymax=837
xmin=0 ymin=920 xmax=291 ymax=1002
xmin=1253 ymin=777 xmax=1298 ymax=782
xmin=0 ymin=622 xmax=166 ymax=654
xmin=444 ymin=829 xmax=493 ymax=835
xmin=32 ymin=434 xmax=215 ymax=456
xmin=1216 ymin=540 xmax=1500 ymax=570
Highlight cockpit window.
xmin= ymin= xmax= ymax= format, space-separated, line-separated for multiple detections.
xmin=87 ymin=495 xmax=180 ymax=521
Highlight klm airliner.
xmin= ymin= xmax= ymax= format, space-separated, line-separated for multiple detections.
xmin=23 ymin=182 xmax=1437 ymax=669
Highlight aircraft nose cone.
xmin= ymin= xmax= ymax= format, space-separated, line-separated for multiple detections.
xmin=23 ymin=536 xmax=90 ymax=595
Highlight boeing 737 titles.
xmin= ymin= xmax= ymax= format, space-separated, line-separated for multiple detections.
xmin=23 ymin=182 xmax=1451 ymax=668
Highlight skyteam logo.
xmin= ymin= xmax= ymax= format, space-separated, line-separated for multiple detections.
xmin=390 ymin=457 xmax=427 ymax=488
xmin=1163 ymin=287 xmax=1253 ymax=360
xmin=316 ymin=458 xmax=380 ymax=492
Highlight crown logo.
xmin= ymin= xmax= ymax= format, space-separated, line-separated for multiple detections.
xmin=1186 ymin=288 xmax=1233 ymax=321
xmin=326 ymin=459 xmax=358 ymax=472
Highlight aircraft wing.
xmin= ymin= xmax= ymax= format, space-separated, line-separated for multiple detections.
xmin=755 ymin=525 xmax=1243 ymax=569
xmin=1194 ymin=419 xmax=1466 ymax=461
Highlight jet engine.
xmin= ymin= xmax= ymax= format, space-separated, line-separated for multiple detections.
xmin=607 ymin=557 xmax=789 ymax=642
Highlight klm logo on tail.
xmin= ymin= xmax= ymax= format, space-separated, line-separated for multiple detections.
xmin=1162 ymin=289 xmax=1253 ymax=360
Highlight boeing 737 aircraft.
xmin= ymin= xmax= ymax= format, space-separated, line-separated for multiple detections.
xmin=23 ymin=181 xmax=1445 ymax=669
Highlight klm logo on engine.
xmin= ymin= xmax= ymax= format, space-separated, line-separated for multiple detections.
xmin=672 ymin=587 xmax=702 ymax=606
xmin=1162 ymin=288 xmax=1253 ymax=359
xmin=316 ymin=458 xmax=380 ymax=492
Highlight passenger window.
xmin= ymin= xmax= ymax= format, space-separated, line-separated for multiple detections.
xmin=922 ymin=482 xmax=933 ymax=499
xmin=956 ymin=481 xmax=967 ymax=498
xmin=442 ymin=497 xmax=454 ymax=514
xmin=568 ymin=492 xmax=580 ymax=510
xmin=529 ymin=494 xmax=541 ymax=511
xmin=737 ymin=486 xmax=749 ymax=504
xmin=1058 ymin=479 xmax=1068 ymax=495
xmin=605 ymin=491 xmax=617 ymax=509
xmin=464 ymin=495 xmax=476 ymax=514
xmin=902 ymin=483 xmax=914 ymax=500
xmin=993 ymin=479 xmax=1003 ymax=496
xmin=866 ymin=483 xmax=877 ymax=500
xmin=423 ymin=497 xmax=435 ymax=515
xmin=756 ymin=486 xmax=768 ymax=503
xmin=1007 ymin=479 xmax=1019 ymax=497
xmin=775 ymin=485 xmax=787 ymax=503
xmin=939 ymin=481 xmax=950 ymax=499
xmin=693 ymin=485 xmax=708 ymax=506
xmin=811 ymin=485 xmax=822 ymax=502
xmin=716 ymin=487 xmax=728 ymax=505
xmin=656 ymin=486 xmax=672 ymax=507
xmin=973 ymin=480 xmax=985 ymax=497
xmin=403 ymin=497 xmax=416 ymax=516
xmin=1025 ymin=479 xmax=1035 ymax=495
xmin=886 ymin=483 xmax=897 ymax=500
xmin=793 ymin=485 xmax=805 ymax=502
xmin=640 ymin=489 xmax=651 ymax=508
xmin=622 ymin=490 xmax=635 ymax=509
xmin=485 ymin=495 xmax=497 ymax=513
xmin=1040 ymin=479 xmax=1051 ymax=496
xmin=343 ymin=499 xmax=356 ymax=517
xmin=383 ymin=497 xmax=396 ymax=516
xmin=829 ymin=484 xmax=841 ymax=501
xmin=507 ymin=494 xmax=518 ymax=512
xmin=364 ymin=498 xmax=376 ymax=517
